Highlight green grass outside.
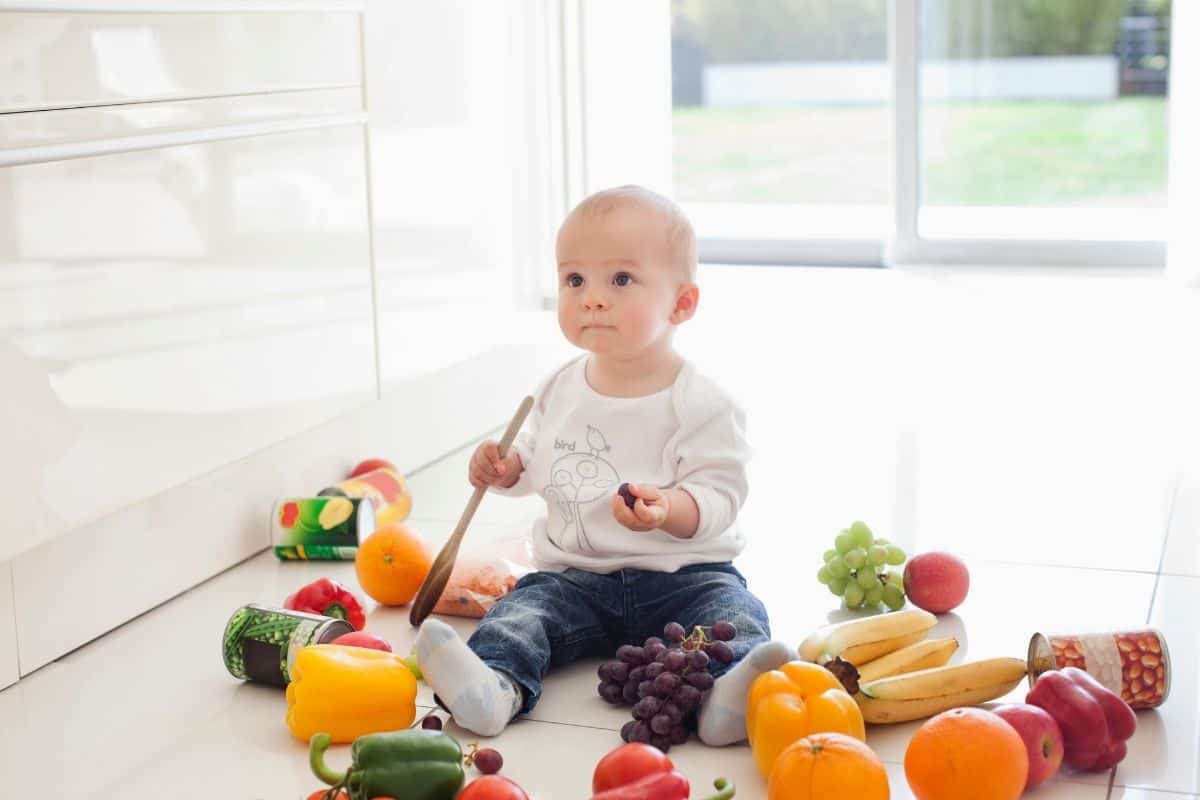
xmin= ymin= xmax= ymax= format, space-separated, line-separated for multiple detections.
xmin=672 ymin=98 xmax=1167 ymax=207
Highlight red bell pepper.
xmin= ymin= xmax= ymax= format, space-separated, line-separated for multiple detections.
xmin=285 ymin=578 xmax=366 ymax=631
xmin=1026 ymin=667 xmax=1137 ymax=772
xmin=591 ymin=743 xmax=735 ymax=800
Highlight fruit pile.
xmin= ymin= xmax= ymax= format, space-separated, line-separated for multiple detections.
xmin=596 ymin=620 xmax=738 ymax=752
xmin=817 ymin=521 xmax=908 ymax=610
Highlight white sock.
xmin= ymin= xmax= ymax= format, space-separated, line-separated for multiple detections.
xmin=697 ymin=640 xmax=795 ymax=746
xmin=414 ymin=618 xmax=522 ymax=736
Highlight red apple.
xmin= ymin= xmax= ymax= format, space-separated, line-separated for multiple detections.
xmin=349 ymin=458 xmax=397 ymax=478
xmin=994 ymin=703 xmax=1064 ymax=789
xmin=903 ymin=551 xmax=969 ymax=613
xmin=331 ymin=631 xmax=392 ymax=652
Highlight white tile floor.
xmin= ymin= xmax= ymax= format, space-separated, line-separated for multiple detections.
xmin=3 ymin=265 xmax=1199 ymax=799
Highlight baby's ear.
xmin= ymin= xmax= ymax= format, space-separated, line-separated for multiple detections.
xmin=671 ymin=284 xmax=700 ymax=324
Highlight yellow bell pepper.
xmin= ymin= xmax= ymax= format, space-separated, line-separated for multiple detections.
xmin=747 ymin=660 xmax=865 ymax=778
xmin=285 ymin=644 xmax=417 ymax=743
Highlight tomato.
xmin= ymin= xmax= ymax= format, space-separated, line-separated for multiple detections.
xmin=456 ymin=775 xmax=529 ymax=800
xmin=349 ymin=459 xmax=397 ymax=478
xmin=306 ymin=790 xmax=348 ymax=800
xmin=592 ymin=743 xmax=674 ymax=794
xmin=330 ymin=631 xmax=393 ymax=652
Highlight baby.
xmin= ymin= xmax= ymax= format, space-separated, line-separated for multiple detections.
xmin=414 ymin=185 xmax=792 ymax=746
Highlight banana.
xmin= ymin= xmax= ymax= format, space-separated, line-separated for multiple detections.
xmin=855 ymin=637 xmax=959 ymax=684
xmin=801 ymin=608 xmax=937 ymax=665
xmin=859 ymin=657 xmax=1028 ymax=701
xmin=840 ymin=629 xmax=930 ymax=665
xmin=855 ymin=678 xmax=1025 ymax=724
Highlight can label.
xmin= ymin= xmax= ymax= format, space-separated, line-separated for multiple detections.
xmin=320 ymin=467 xmax=412 ymax=527
xmin=222 ymin=604 xmax=353 ymax=686
xmin=271 ymin=496 xmax=376 ymax=561
xmin=1029 ymin=629 xmax=1170 ymax=709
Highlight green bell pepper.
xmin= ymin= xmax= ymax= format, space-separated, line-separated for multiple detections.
xmin=310 ymin=729 xmax=465 ymax=800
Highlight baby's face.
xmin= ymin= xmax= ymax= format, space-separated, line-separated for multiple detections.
xmin=556 ymin=204 xmax=688 ymax=360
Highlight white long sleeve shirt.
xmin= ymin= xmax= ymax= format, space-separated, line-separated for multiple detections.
xmin=493 ymin=356 xmax=750 ymax=573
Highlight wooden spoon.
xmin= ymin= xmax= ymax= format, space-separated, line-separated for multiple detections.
xmin=409 ymin=395 xmax=534 ymax=626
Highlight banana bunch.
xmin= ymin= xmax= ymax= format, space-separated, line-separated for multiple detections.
xmin=799 ymin=609 xmax=1028 ymax=724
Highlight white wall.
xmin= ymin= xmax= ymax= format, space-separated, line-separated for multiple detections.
xmin=1167 ymin=0 xmax=1199 ymax=286
xmin=0 ymin=2 xmax=565 ymax=686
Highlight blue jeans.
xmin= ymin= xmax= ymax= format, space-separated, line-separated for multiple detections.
xmin=465 ymin=562 xmax=771 ymax=715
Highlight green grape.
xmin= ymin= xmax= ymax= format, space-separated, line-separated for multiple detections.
xmin=843 ymin=583 xmax=866 ymax=608
xmin=875 ymin=537 xmax=891 ymax=546
xmin=864 ymin=586 xmax=884 ymax=606
xmin=868 ymin=545 xmax=888 ymax=567
xmin=844 ymin=548 xmax=868 ymax=570
xmin=828 ymin=577 xmax=849 ymax=595
xmin=827 ymin=558 xmax=850 ymax=580
xmin=882 ymin=584 xmax=906 ymax=610
xmin=827 ymin=581 xmax=844 ymax=597
xmin=817 ymin=565 xmax=832 ymax=585
xmin=849 ymin=520 xmax=874 ymax=549
xmin=823 ymin=549 xmax=838 ymax=564
xmin=834 ymin=531 xmax=855 ymax=554
xmin=856 ymin=570 xmax=881 ymax=590
xmin=885 ymin=545 xmax=906 ymax=565
xmin=885 ymin=571 xmax=904 ymax=589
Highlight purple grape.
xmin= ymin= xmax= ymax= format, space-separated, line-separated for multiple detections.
xmin=644 ymin=636 xmax=665 ymax=649
xmin=663 ymin=650 xmax=686 ymax=672
xmin=620 ymin=720 xmax=637 ymax=742
xmin=644 ymin=643 xmax=668 ymax=661
xmin=618 ymin=646 xmax=645 ymax=665
xmin=634 ymin=696 xmax=663 ymax=719
xmin=650 ymin=714 xmax=673 ymax=735
xmin=663 ymin=622 xmax=686 ymax=643
xmin=600 ymin=683 xmax=624 ymax=704
xmin=638 ymin=680 xmax=655 ymax=698
xmin=669 ymin=724 xmax=689 ymax=745
xmin=473 ymin=748 xmax=503 ymax=775
xmin=654 ymin=649 xmax=671 ymax=664
xmin=621 ymin=681 xmax=640 ymax=704
xmin=628 ymin=666 xmax=646 ymax=684
xmin=650 ymin=734 xmax=672 ymax=752
xmin=675 ymin=684 xmax=701 ymax=711
xmin=631 ymin=721 xmax=652 ymax=743
xmin=662 ymin=701 xmax=684 ymax=725
xmin=421 ymin=715 xmax=443 ymax=730
xmin=708 ymin=641 xmax=735 ymax=665
xmin=618 ymin=483 xmax=637 ymax=509
xmin=609 ymin=662 xmax=630 ymax=683
xmin=711 ymin=621 xmax=737 ymax=641
xmin=654 ymin=672 xmax=680 ymax=695
xmin=686 ymin=649 xmax=710 ymax=670
xmin=597 ymin=662 xmax=612 ymax=681
xmin=685 ymin=671 xmax=714 ymax=691
xmin=644 ymin=662 xmax=665 ymax=680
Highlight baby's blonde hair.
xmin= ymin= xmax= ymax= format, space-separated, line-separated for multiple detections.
xmin=565 ymin=185 xmax=698 ymax=282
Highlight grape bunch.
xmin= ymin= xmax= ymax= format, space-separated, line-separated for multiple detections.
xmin=817 ymin=520 xmax=908 ymax=611
xmin=596 ymin=619 xmax=737 ymax=752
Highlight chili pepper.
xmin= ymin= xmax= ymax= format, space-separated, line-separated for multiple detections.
xmin=309 ymin=729 xmax=465 ymax=800
xmin=1026 ymin=667 xmax=1137 ymax=772
xmin=746 ymin=660 xmax=865 ymax=778
xmin=591 ymin=743 xmax=736 ymax=800
xmin=285 ymin=578 xmax=367 ymax=630
xmin=286 ymin=644 xmax=417 ymax=743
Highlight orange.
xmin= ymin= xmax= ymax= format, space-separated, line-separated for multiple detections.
xmin=355 ymin=523 xmax=431 ymax=605
xmin=768 ymin=732 xmax=889 ymax=800
xmin=904 ymin=708 xmax=1028 ymax=800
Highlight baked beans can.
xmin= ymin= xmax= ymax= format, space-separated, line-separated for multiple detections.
xmin=1027 ymin=629 xmax=1171 ymax=709
xmin=271 ymin=496 xmax=376 ymax=561
xmin=222 ymin=604 xmax=353 ymax=687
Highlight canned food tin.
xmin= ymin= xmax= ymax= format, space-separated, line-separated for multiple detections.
xmin=1028 ymin=629 xmax=1171 ymax=709
xmin=272 ymin=496 xmax=376 ymax=561
xmin=319 ymin=467 xmax=412 ymax=527
xmin=222 ymin=604 xmax=353 ymax=686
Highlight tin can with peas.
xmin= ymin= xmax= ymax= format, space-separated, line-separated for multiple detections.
xmin=1028 ymin=629 xmax=1171 ymax=709
xmin=222 ymin=604 xmax=353 ymax=687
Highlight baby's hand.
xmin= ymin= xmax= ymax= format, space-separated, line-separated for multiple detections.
xmin=612 ymin=483 xmax=669 ymax=532
xmin=469 ymin=440 xmax=523 ymax=489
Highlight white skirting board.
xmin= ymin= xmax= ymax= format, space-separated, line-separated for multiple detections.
xmin=7 ymin=343 xmax=562 ymax=677
xmin=0 ymin=564 xmax=16 ymax=690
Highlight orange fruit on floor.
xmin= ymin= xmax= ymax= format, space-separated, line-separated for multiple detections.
xmin=904 ymin=707 xmax=1028 ymax=800
xmin=767 ymin=732 xmax=889 ymax=800
xmin=355 ymin=523 xmax=431 ymax=606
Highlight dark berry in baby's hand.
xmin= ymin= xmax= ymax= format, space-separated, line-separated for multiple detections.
xmin=618 ymin=483 xmax=637 ymax=509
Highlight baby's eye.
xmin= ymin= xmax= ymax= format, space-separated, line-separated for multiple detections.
xmin=565 ymin=273 xmax=583 ymax=288
xmin=613 ymin=272 xmax=633 ymax=287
